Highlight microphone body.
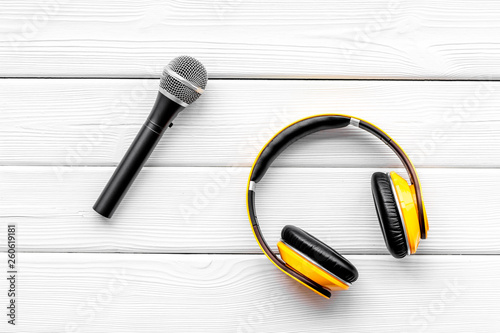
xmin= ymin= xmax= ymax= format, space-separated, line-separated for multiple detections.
xmin=93 ymin=92 xmax=184 ymax=218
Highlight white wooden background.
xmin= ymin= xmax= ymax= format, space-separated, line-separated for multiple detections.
xmin=1 ymin=1 xmax=500 ymax=332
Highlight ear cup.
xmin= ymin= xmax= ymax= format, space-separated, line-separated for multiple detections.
xmin=371 ymin=172 xmax=408 ymax=258
xmin=281 ymin=225 xmax=358 ymax=283
xmin=389 ymin=171 xmax=421 ymax=254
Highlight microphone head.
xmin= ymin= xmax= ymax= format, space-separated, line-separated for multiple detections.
xmin=159 ymin=56 xmax=208 ymax=106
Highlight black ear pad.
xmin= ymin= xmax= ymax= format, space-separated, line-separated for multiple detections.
xmin=281 ymin=225 xmax=358 ymax=283
xmin=371 ymin=172 xmax=408 ymax=259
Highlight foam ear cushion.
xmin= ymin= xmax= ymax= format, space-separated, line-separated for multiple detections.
xmin=281 ymin=225 xmax=358 ymax=283
xmin=371 ymin=172 xmax=408 ymax=258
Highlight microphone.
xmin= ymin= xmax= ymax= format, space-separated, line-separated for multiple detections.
xmin=93 ymin=56 xmax=208 ymax=218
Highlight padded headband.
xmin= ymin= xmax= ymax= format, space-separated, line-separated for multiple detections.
xmin=246 ymin=114 xmax=428 ymax=298
xmin=250 ymin=116 xmax=351 ymax=182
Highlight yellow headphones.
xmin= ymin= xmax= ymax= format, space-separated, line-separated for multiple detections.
xmin=246 ymin=114 xmax=429 ymax=298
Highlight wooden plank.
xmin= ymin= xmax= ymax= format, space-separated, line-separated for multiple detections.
xmin=2 ymin=1 xmax=500 ymax=79
xmin=0 ymin=253 xmax=498 ymax=332
xmin=1 ymin=79 xmax=499 ymax=167
xmin=1 ymin=166 xmax=498 ymax=254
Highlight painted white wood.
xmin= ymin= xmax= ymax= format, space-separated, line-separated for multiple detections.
xmin=1 ymin=79 xmax=499 ymax=167
xmin=2 ymin=166 xmax=498 ymax=254
xmin=1 ymin=1 xmax=500 ymax=329
xmin=0 ymin=253 xmax=498 ymax=332
xmin=2 ymin=1 xmax=500 ymax=79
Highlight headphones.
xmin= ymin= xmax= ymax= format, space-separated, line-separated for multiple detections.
xmin=246 ymin=114 xmax=429 ymax=298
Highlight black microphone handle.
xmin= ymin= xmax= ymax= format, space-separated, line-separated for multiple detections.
xmin=93 ymin=92 xmax=184 ymax=218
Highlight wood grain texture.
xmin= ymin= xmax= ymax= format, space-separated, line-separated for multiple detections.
xmin=1 ymin=79 xmax=499 ymax=167
xmin=2 ymin=1 xmax=500 ymax=78
xmin=0 ymin=253 xmax=498 ymax=332
xmin=1 ymin=166 xmax=498 ymax=254
xmin=1 ymin=0 xmax=500 ymax=330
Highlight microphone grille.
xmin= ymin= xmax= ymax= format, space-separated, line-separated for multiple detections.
xmin=159 ymin=56 xmax=208 ymax=105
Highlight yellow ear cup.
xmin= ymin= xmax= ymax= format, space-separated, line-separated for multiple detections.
xmin=277 ymin=241 xmax=350 ymax=291
xmin=389 ymin=172 xmax=421 ymax=254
